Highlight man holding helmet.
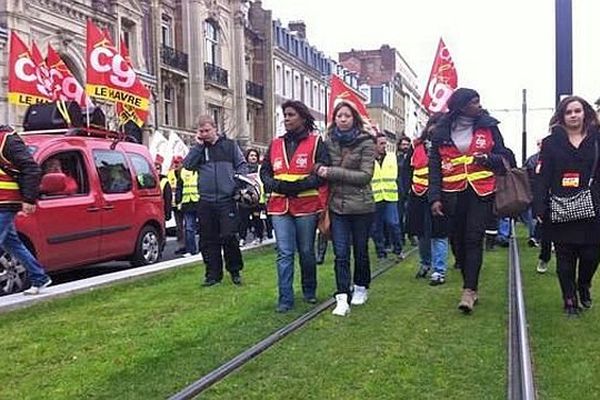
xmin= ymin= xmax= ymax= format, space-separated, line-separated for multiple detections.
xmin=183 ymin=115 xmax=248 ymax=286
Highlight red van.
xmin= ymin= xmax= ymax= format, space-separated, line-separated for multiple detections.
xmin=0 ymin=128 xmax=165 ymax=295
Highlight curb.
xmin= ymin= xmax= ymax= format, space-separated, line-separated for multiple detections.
xmin=0 ymin=238 xmax=276 ymax=314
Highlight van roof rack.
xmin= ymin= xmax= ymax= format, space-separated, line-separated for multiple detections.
xmin=19 ymin=127 xmax=123 ymax=140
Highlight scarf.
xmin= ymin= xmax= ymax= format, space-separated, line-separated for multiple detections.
xmin=332 ymin=126 xmax=359 ymax=146
xmin=451 ymin=116 xmax=475 ymax=154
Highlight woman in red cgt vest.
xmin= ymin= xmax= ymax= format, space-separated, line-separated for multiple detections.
xmin=260 ymin=100 xmax=329 ymax=313
xmin=428 ymin=88 xmax=512 ymax=314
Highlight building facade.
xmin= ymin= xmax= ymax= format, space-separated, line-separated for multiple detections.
xmin=339 ymin=44 xmax=426 ymax=141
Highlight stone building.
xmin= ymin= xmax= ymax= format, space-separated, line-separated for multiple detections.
xmin=339 ymin=44 xmax=426 ymax=141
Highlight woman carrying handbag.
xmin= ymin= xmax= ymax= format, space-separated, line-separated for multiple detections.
xmin=534 ymin=96 xmax=600 ymax=316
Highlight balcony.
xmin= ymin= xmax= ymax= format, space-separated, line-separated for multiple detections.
xmin=160 ymin=44 xmax=188 ymax=73
xmin=246 ymin=80 xmax=264 ymax=100
xmin=204 ymin=62 xmax=228 ymax=88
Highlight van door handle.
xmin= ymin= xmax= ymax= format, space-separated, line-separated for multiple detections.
xmin=87 ymin=206 xmax=101 ymax=212
xmin=103 ymin=205 xmax=115 ymax=210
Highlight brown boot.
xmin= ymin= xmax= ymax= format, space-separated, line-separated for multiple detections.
xmin=458 ymin=289 xmax=476 ymax=313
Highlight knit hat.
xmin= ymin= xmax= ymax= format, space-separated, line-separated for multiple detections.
xmin=446 ymin=88 xmax=480 ymax=112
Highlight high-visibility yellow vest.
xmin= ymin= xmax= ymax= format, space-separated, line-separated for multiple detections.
xmin=167 ymin=169 xmax=179 ymax=206
xmin=371 ymin=152 xmax=399 ymax=202
xmin=159 ymin=176 xmax=169 ymax=192
xmin=180 ymin=168 xmax=199 ymax=204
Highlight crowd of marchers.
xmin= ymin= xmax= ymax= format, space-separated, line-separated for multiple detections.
xmin=2 ymin=89 xmax=599 ymax=318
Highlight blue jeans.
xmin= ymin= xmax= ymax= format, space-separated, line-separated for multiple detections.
xmin=0 ymin=211 xmax=49 ymax=286
xmin=272 ymin=214 xmax=318 ymax=308
xmin=331 ymin=212 xmax=374 ymax=295
xmin=183 ymin=209 xmax=198 ymax=255
xmin=520 ymin=207 xmax=535 ymax=238
xmin=371 ymin=201 xmax=403 ymax=257
xmin=432 ymin=238 xmax=449 ymax=274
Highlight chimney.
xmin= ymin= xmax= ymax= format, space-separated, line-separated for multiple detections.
xmin=288 ymin=20 xmax=306 ymax=39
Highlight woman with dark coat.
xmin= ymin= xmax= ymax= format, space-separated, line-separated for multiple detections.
xmin=429 ymin=88 xmax=512 ymax=314
xmin=316 ymin=100 xmax=375 ymax=317
xmin=534 ymin=95 xmax=600 ymax=316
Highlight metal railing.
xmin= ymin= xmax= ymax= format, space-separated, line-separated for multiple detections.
xmin=160 ymin=45 xmax=188 ymax=73
xmin=246 ymin=80 xmax=264 ymax=100
xmin=508 ymin=220 xmax=536 ymax=400
xmin=204 ymin=62 xmax=228 ymax=87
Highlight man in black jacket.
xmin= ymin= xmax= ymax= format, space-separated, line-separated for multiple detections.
xmin=183 ymin=115 xmax=248 ymax=286
xmin=0 ymin=125 xmax=52 ymax=295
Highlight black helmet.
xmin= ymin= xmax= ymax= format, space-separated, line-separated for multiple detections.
xmin=234 ymin=174 xmax=260 ymax=208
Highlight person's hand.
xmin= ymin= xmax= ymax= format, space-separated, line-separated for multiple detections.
xmin=195 ymin=136 xmax=204 ymax=145
xmin=431 ymin=201 xmax=444 ymax=216
xmin=473 ymin=152 xmax=489 ymax=166
xmin=316 ymin=166 xmax=328 ymax=178
xmin=22 ymin=203 xmax=36 ymax=214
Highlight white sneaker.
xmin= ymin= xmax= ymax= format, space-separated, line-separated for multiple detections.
xmin=239 ymin=239 xmax=246 ymax=247
xmin=332 ymin=293 xmax=350 ymax=316
xmin=23 ymin=278 xmax=52 ymax=295
xmin=182 ymin=252 xmax=193 ymax=258
xmin=536 ymin=260 xmax=548 ymax=274
xmin=350 ymin=285 xmax=368 ymax=305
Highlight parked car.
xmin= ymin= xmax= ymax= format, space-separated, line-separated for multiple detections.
xmin=0 ymin=127 xmax=166 ymax=295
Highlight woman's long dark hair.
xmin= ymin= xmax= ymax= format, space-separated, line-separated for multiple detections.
xmin=325 ymin=101 xmax=365 ymax=134
xmin=281 ymin=100 xmax=317 ymax=132
xmin=550 ymin=95 xmax=599 ymax=133
xmin=244 ymin=148 xmax=260 ymax=163
xmin=418 ymin=112 xmax=445 ymax=142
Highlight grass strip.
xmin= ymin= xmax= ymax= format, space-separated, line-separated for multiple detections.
xmin=519 ymin=238 xmax=600 ymax=399
xmin=202 ymin=245 xmax=510 ymax=399
xmin=1 ymin=245 xmax=340 ymax=399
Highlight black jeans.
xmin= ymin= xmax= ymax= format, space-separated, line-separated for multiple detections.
xmin=445 ymin=187 xmax=492 ymax=290
xmin=554 ymin=243 xmax=600 ymax=301
xmin=534 ymin=221 xmax=552 ymax=263
xmin=331 ymin=212 xmax=374 ymax=295
xmin=198 ymin=200 xmax=243 ymax=281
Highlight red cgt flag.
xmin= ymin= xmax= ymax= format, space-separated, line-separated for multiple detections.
xmin=7 ymin=32 xmax=51 ymax=105
xmin=115 ymin=36 xmax=149 ymax=127
xmin=421 ymin=38 xmax=458 ymax=113
xmin=47 ymin=43 xmax=92 ymax=108
xmin=328 ymin=74 xmax=370 ymax=124
xmin=86 ymin=20 xmax=150 ymax=112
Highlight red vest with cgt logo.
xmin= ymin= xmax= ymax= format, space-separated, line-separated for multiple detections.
xmin=267 ymin=133 xmax=322 ymax=216
xmin=438 ymin=128 xmax=496 ymax=196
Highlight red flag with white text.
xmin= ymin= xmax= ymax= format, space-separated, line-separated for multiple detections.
xmin=7 ymin=32 xmax=51 ymax=105
xmin=86 ymin=20 xmax=150 ymax=112
xmin=47 ymin=43 xmax=92 ymax=108
xmin=328 ymin=74 xmax=370 ymax=123
xmin=115 ymin=36 xmax=149 ymax=127
xmin=421 ymin=38 xmax=458 ymax=113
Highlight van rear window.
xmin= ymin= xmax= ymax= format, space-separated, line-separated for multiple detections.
xmin=93 ymin=150 xmax=132 ymax=194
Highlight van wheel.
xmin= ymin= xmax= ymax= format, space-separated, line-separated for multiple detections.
xmin=0 ymin=250 xmax=30 ymax=295
xmin=131 ymin=225 xmax=162 ymax=267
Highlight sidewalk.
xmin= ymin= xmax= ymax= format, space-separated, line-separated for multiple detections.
xmin=0 ymin=238 xmax=275 ymax=314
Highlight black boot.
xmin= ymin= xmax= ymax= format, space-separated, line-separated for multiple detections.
xmin=579 ymin=286 xmax=593 ymax=309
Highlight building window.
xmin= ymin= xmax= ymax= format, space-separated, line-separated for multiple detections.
xmin=161 ymin=14 xmax=172 ymax=46
xmin=164 ymin=84 xmax=174 ymax=126
xmin=275 ymin=62 xmax=283 ymax=95
xmin=312 ymin=82 xmax=318 ymax=110
xmin=304 ymin=78 xmax=310 ymax=104
xmin=205 ymin=20 xmax=218 ymax=65
xmin=207 ymin=104 xmax=222 ymax=132
xmin=284 ymin=67 xmax=292 ymax=98
xmin=293 ymin=72 xmax=301 ymax=101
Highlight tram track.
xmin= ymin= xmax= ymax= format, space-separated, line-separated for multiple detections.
xmin=507 ymin=220 xmax=536 ymax=400
xmin=168 ymin=247 xmax=418 ymax=400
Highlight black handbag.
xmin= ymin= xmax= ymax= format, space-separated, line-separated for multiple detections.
xmin=550 ymin=140 xmax=599 ymax=223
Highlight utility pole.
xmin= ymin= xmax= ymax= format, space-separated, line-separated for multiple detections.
xmin=555 ymin=0 xmax=573 ymax=106
xmin=522 ymin=89 xmax=527 ymax=165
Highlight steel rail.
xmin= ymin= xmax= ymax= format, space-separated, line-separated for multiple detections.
xmin=507 ymin=220 xmax=536 ymax=400
xmin=168 ymin=247 xmax=417 ymax=400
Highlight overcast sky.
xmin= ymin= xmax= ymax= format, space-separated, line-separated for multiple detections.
xmin=261 ymin=0 xmax=599 ymax=160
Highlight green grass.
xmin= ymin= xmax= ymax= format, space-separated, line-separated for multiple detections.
xmin=1 ymin=246 xmax=336 ymax=399
xmin=1 ymin=243 xmax=510 ymax=400
xmin=203 ymin=247 xmax=510 ymax=400
xmin=520 ymin=237 xmax=600 ymax=400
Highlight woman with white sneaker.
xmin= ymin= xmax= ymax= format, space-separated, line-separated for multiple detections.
xmin=316 ymin=101 xmax=375 ymax=316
